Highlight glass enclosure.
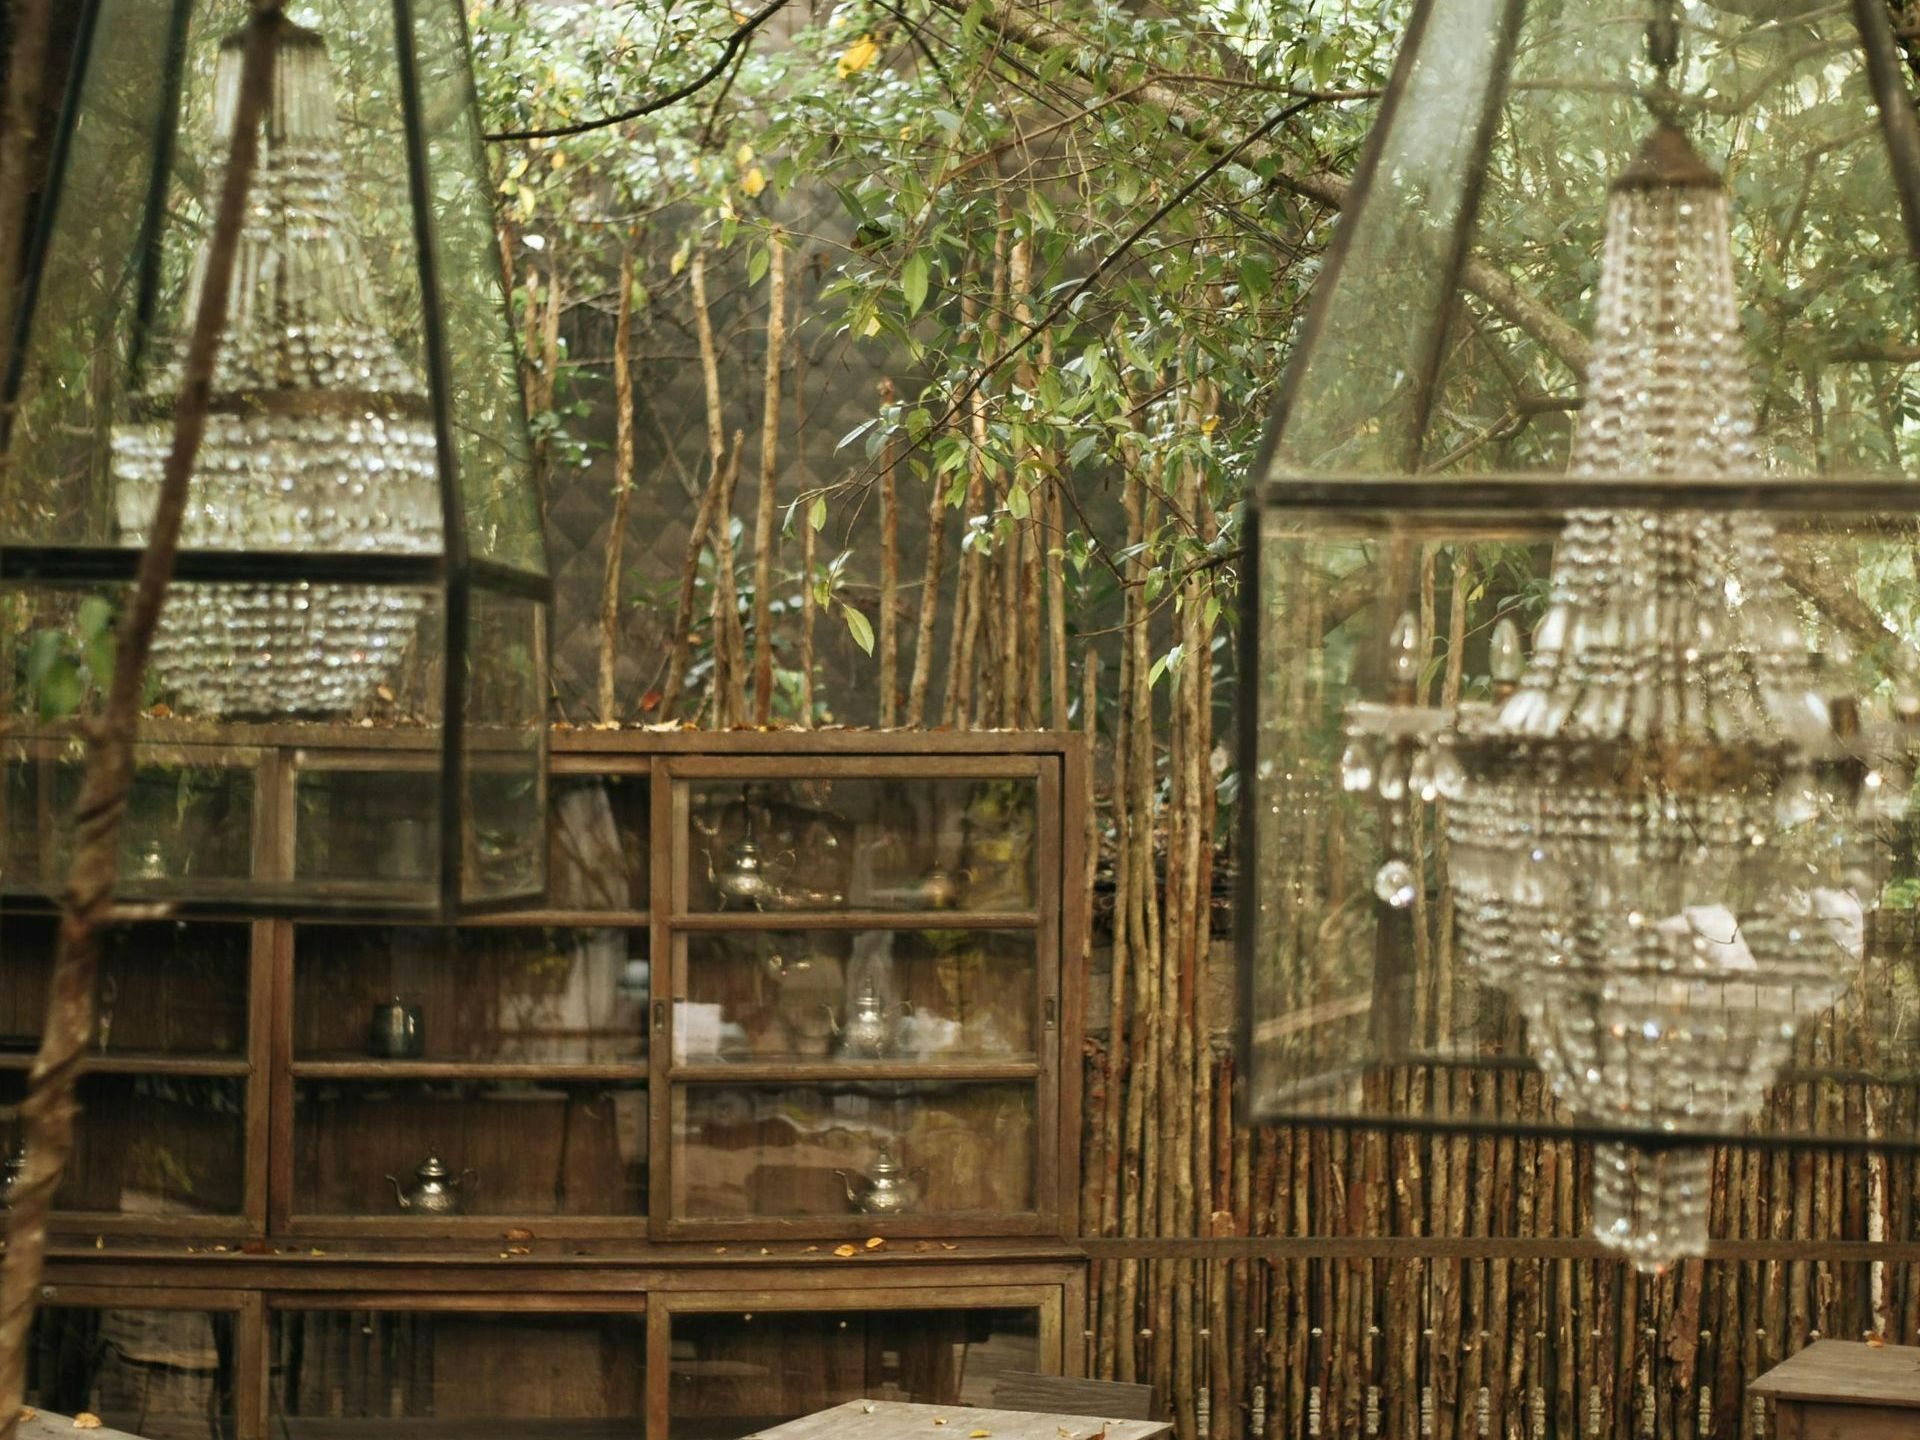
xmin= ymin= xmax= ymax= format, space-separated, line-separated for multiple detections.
xmin=27 ymin=1305 xmax=237 ymax=1440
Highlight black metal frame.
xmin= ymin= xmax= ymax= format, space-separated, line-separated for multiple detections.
xmin=0 ymin=0 xmax=552 ymax=919
xmin=1236 ymin=0 xmax=1920 ymax=1137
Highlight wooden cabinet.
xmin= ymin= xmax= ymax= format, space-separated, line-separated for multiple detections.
xmin=21 ymin=731 xmax=1088 ymax=1440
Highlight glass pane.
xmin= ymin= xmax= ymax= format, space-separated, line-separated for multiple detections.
xmin=28 ymin=1305 xmax=236 ymax=1440
xmin=0 ymin=916 xmax=249 ymax=1059
xmin=1263 ymin=0 xmax=1514 ymax=477
xmin=461 ymin=589 xmax=547 ymax=906
xmin=292 ymin=1077 xmax=646 ymax=1216
xmin=6 ymin=0 xmax=438 ymax=551
xmin=671 ymin=1082 xmax=1035 ymax=1221
xmin=1246 ymin=485 xmax=1920 ymax=1147
xmin=293 ymin=761 xmax=442 ymax=906
xmin=550 ymin=773 xmax=648 ymax=912
xmin=687 ymin=776 xmax=1037 ymax=913
xmin=669 ymin=1306 xmax=1041 ymax=1438
xmin=3 ymin=739 xmax=257 ymax=898
xmin=405 ymin=0 xmax=544 ymax=574
xmin=679 ymin=931 xmax=1035 ymax=1065
xmin=0 ymin=1073 xmax=246 ymax=1218
xmin=272 ymin=1310 xmax=644 ymax=1439
xmin=294 ymin=925 xmax=646 ymax=1064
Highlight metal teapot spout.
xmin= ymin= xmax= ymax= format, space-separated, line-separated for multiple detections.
xmin=387 ymin=1172 xmax=413 ymax=1209
xmin=832 ymin=1168 xmax=862 ymax=1207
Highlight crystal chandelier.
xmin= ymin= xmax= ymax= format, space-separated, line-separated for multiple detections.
xmin=1340 ymin=122 xmax=1902 ymax=1269
xmin=3 ymin=0 xmax=551 ymax=914
xmin=111 ymin=25 xmax=442 ymax=718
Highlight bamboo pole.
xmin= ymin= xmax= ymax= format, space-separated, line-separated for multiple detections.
xmin=708 ymin=428 xmax=747 ymax=727
xmin=597 ymin=249 xmax=637 ymax=724
xmin=0 ymin=10 xmax=280 ymax=1432
xmin=750 ymin=233 xmax=788 ymax=725
xmin=877 ymin=377 xmax=900 ymax=728
xmin=904 ymin=432 xmax=947 ymax=728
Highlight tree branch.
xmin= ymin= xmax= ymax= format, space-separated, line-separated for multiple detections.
xmin=484 ymin=0 xmax=789 ymax=143
xmin=0 ymin=8 xmax=283 ymax=1434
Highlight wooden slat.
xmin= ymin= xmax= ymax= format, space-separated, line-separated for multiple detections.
xmin=667 ymin=1061 xmax=1039 ymax=1084
xmin=289 ymin=1059 xmax=648 ymax=1082
xmin=0 ymin=1050 xmax=249 ymax=1077
xmin=671 ymin=910 xmax=1038 ymax=932
xmin=991 ymin=1372 xmax=1160 ymax=1421
xmin=741 ymin=1399 xmax=1169 ymax=1440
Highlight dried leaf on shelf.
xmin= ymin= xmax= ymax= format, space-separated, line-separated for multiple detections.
xmin=504 ymin=1227 xmax=534 ymax=1242
xmin=18 ymin=1410 xmax=33 ymax=1423
xmin=73 ymin=1414 xmax=103 ymax=1430
xmin=1868 ymin=1332 xmax=1888 ymax=1347
xmin=864 ymin=1236 xmax=886 ymax=1249
xmin=834 ymin=1243 xmax=859 ymax=1257
xmin=968 ymin=1431 xmax=991 ymax=1437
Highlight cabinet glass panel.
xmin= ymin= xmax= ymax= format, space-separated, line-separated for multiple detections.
xmin=294 ymin=925 xmax=647 ymax=1064
xmin=0 ymin=1074 xmax=246 ymax=1218
xmin=687 ymin=777 xmax=1037 ymax=913
xmin=292 ymin=764 xmax=441 ymax=896
xmin=550 ymin=773 xmax=649 ymax=911
xmin=272 ymin=1310 xmax=645 ymax=1439
xmin=668 ymin=1306 xmax=1040 ymax=1439
xmin=292 ymin=1078 xmax=647 ymax=1217
xmin=1 ymin=916 xmax=249 ymax=1059
xmin=4 ymin=752 xmax=256 ymax=895
xmin=671 ymin=1082 xmax=1035 ymax=1221
xmin=678 ymin=931 xmax=1036 ymax=1065
xmin=28 ymin=1305 xmax=236 ymax=1440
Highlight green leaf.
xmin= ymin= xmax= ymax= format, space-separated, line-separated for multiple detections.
xmin=37 ymin=657 xmax=83 ymax=721
xmin=77 ymin=596 xmax=114 ymax=639
xmin=1007 ymin=483 xmax=1030 ymax=520
xmin=746 ymin=244 xmax=770 ymax=286
xmin=842 ymin=603 xmax=875 ymax=654
xmin=901 ymin=252 xmax=930 ymax=317
xmin=24 ymin=630 xmax=61 ymax=687
xmin=808 ymin=496 xmax=827 ymax=531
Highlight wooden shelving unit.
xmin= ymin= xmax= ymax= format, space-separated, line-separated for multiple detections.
xmin=9 ymin=729 xmax=1089 ymax=1440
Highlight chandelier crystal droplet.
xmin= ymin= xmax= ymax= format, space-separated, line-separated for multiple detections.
xmin=112 ymin=25 xmax=443 ymax=718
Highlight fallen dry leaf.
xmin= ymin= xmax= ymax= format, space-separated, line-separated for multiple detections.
xmin=864 ymin=1236 xmax=885 ymax=1249
xmin=833 ymin=1243 xmax=858 ymax=1257
xmin=73 ymin=1414 xmax=103 ymax=1430
xmin=1868 ymin=1332 xmax=1888 ymax=1347
xmin=802 ymin=1245 xmax=820 ymax=1253
xmin=507 ymin=1245 xmax=531 ymax=1256
xmin=969 ymin=1430 xmax=991 ymax=1438
xmin=504 ymin=1227 xmax=534 ymax=1242
xmin=18 ymin=1409 xmax=34 ymax=1423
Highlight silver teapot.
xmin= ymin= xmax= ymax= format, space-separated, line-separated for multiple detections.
xmin=706 ymin=833 xmax=792 ymax=911
xmin=825 ymin=980 xmax=912 ymax=1059
xmin=835 ymin=1143 xmax=927 ymax=1215
xmin=386 ymin=1155 xmax=477 ymax=1215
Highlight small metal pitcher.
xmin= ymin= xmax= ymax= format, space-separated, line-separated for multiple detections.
xmin=825 ymin=980 xmax=912 ymax=1059
xmin=368 ymin=998 xmax=424 ymax=1059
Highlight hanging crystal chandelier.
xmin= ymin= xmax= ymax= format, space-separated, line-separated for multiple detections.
xmin=3 ymin=0 xmax=552 ymax=913
xmin=1341 ymin=121 xmax=1904 ymax=1270
xmin=111 ymin=25 xmax=442 ymax=718
xmin=1242 ymin=0 xmax=1920 ymax=1273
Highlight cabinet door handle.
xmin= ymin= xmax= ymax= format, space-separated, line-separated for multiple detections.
xmin=653 ymin=1000 xmax=667 ymax=1034
xmin=1044 ymin=997 xmax=1057 ymax=1031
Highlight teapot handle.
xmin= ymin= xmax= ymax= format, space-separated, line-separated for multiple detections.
xmin=458 ymin=1167 xmax=480 ymax=1195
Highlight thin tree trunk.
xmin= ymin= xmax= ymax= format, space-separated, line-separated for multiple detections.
xmin=660 ymin=252 xmax=731 ymax=724
xmin=877 ymin=378 xmax=899 ymax=728
xmin=0 ymin=9 xmax=280 ymax=1433
xmin=710 ymin=427 xmax=747 ymax=728
xmin=1047 ymin=480 xmax=1069 ymax=728
xmin=750 ymin=233 xmax=787 ymax=725
xmin=597 ymin=249 xmax=637 ymax=724
xmin=903 ymin=432 xmax=946 ymax=727
xmin=794 ymin=337 xmax=816 ymax=728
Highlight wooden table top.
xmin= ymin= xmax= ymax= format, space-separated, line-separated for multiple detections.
xmin=744 ymin=1399 xmax=1172 ymax=1440
xmin=1748 ymin=1338 xmax=1920 ymax=1407
xmin=19 ymin=1411 xmax=145 ymax=1440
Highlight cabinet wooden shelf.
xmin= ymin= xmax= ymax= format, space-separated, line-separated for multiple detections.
xmin=28 ymin=730 xmax=1088 ymax=1440
xmin=0 ymin=1051 xmax=251 ymax=1078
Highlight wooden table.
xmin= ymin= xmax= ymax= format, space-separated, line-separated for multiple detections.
xmin=1749 ymin=1339 xmax=1920 ymax=1438
xmin=19 ymin=1411 xmax=145 ymax=1440
xmin=744 ymin=1399 xmax=1171 ymax=1440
